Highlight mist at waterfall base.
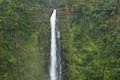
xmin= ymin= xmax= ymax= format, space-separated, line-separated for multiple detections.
xmin=50 ymin=9 xmax=62 ymax=80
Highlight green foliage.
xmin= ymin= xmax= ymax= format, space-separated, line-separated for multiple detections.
xmin=0 ymin=0 xmax=120 ymax=80
xmin=0 ymin=0 xmax=50 ymax=80
xmin=60 ymin=0 xmax=120 ymax=80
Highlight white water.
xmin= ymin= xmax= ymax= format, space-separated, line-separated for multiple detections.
xmin=50 ymin=9 xmax=57 ymax=80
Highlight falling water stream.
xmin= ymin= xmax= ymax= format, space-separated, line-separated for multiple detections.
xmin=50 ymin=9 xmax=61 ymax=80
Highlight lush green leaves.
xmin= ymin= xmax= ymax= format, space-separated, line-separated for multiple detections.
xmin=61 ymin=0 xmax=120 ymax=80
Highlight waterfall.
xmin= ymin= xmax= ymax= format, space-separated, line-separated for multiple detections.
xmin=50 ymin=9 xmax=57 ymax=80
xmin=50 ymin=9 xmax=62 ymax=80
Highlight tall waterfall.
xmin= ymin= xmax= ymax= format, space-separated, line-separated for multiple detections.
xmin=50 ymin=9 xmax=62 ymax=80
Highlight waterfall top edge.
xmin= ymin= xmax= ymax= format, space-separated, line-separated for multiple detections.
xmin=50 ymin=9 xmax=56 ymax=23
